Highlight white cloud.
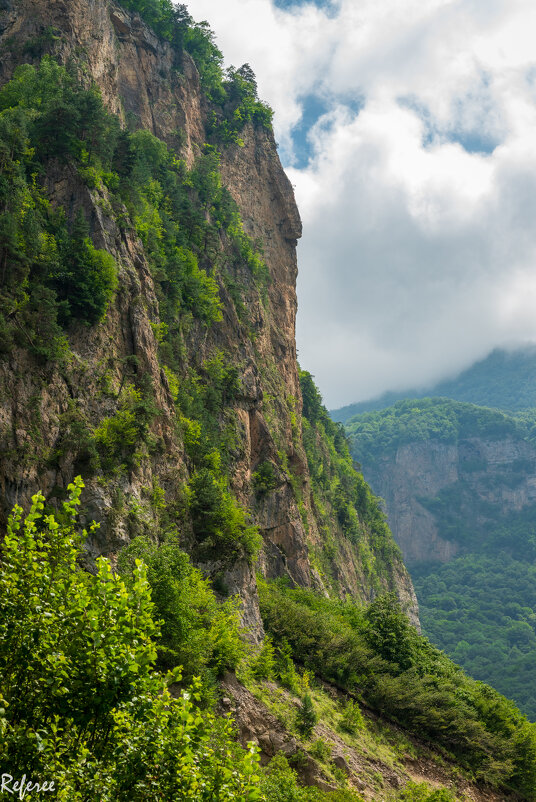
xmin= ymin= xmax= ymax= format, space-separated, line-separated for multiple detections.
xmin=186 ymin=0 xmax=536 ymax=407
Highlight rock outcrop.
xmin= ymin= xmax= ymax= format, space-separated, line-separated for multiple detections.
xmin=356 ymin=431 xmax=536 ymax=566
xmin=0 ymin=0 xmax=417 ymax=635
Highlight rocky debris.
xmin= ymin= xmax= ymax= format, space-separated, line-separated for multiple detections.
xmin=222 ymin=674 xmax=519 ymax=802
xmin=220 ymin=673 xmax=335 ymax=791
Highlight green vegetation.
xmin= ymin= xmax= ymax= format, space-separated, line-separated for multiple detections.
xmin=93 ymin=382 xmax=159 ymax=474
xmin=396 ymin=783 xmax=455 ymax=801
xmin=187 ymin=466 xmax=262 ymax=562
xmin=0 ymin=479 xmax=262 ymax=800
xmin=0 ymin=482 xmax=438 ymax=801
xmin=414 ymin=555 xmax=536 ymax=721
xmin=0 ymin=57 xmax=267 ymax=562
xmin=299 ymin=370 xmax=403 ymax=589
xmin=331 ymin=346 xmax=536 ymax=422
xmin=0 ymin=55 xmax=269 ymax=353
xmin=296 ymin=693 xmax=318 ymax=737
xmin=345 ymin=398 xmax=523 ymax=466
xmin=259 ymin=579 xmax=536 ymax=798
xmin=339 ymin=700 xmax=365 ymax=734
xmin=345 ymin=395 xmax=536 ymax=719
xmin=259 ymin=755 xmax=363 ymax=801
xmin=117 ymin=533 xmax=245 ymax=679
xmin=0 ymin=58 xmax=119 ymax=357
xmin=5 ymin=18 xmax=534 ymax=802
xmin=252 ymin=460 xmax=280 ymax=496
xmin=117 ymin=2 xmax=272 ymax=142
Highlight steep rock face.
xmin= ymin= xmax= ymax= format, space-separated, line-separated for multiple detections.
xmin=0 ymin=0 xmax=205 ymax=160
xmin=0 ymin=0 xmax=417 ymax=631
xmin=362 ymin=435 xmax=536 ymax=566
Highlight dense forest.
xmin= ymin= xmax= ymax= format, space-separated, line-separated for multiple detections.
xmin=345 ymin=397 xmax=536 ymax=722
xmin=414 ymin=556 xmax=536 ymax=721
xmin=344 ymin=398 xmax=533 ymax=467
xmin=332 ymin=346 xmax=536 ymax=422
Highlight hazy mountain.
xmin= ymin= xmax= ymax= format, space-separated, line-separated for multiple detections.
xmin=332 ymin=346 xmax=536 ymax=422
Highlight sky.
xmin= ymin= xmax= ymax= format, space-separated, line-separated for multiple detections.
xmin=186 ymin=0 xmax=536 ymax=408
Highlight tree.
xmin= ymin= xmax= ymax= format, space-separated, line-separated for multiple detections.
xmin=188 ymin=467 xmax=261 ymax=561
xmin=53 ymin=210 xmax=117 ymax=325
xmin=117 ymin=535 xmax=245 ymax=677
xmin=0 ymin=478 xmax=263 ymax=800
xmin=364 ymin=593 xmax=415 ymax=670
xmin=296 ymin=693 xmax=317 ymax=737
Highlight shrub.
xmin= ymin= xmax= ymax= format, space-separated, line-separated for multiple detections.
xmin=0 ymin=478 xmax=263 ymax=799
xmin=260 ymin=754 xmax=304 ymax=802
xmin=309 ymin=739 xmax=331 ymax=761
xmin=251 ymin=636 xmax=276 ymax=679
xmin=93 ymin=384 xmax=157 ymax=474
xmin=188 ymin=467 xmax=261 ymax=562
xmin=296 ymin=693 xmax=317 ymax=738
xmin=253 ymin=461 xmax=279 ymax=496
xmin=397 ymin=782 xmax=457 ymax=801
xmin=117 ymin=535 xmax=245 ymax=678
xmin=339 ymin=700 xmax=365 ymax=734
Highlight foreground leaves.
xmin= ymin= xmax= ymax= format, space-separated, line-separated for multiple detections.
xmin=0 ymin=478 xmax=262 ymax=800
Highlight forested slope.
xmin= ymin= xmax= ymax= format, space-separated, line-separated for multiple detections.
xmin=0 ymin=1 xmax=535 ymax=799
xmin=346 ymin=397 xmax=536 ymax=721
xmin=333 ymin=346 xmax=536 ymax=422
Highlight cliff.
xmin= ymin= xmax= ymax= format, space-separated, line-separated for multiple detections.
xmin=346 ymin=398 xmax=536 ymax=566
xmin=0 ymin=0 xmax=416 ymax=638
xmin=345 ymin=398 xmax=536 ymax=722
xmin=3 ymin=4 xmax=536 ymax=799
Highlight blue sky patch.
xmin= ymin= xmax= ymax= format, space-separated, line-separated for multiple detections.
xmin=273 ymin=0 xmax=340 ymax=16
xmin=281 ymin=93 xmax=364 ymax=169
xmin=286 ymin=93 xmax=329 ymax=168
xmin=444 ymin=130 xmax=498 ymax=155
xmin=398 ymin=95 xmax=499 ymax=156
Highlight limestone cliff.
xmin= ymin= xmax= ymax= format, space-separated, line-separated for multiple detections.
xmin=347 ymin=398 xmax=536 ymax=566
xmin=0 ymin=0 xmax=417 ymax=636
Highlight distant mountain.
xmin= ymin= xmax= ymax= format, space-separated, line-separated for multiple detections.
xmin=345 ymin=396 xmax=536 ymax=719
xmin=331 ymin=346 xmax=536 ymax=422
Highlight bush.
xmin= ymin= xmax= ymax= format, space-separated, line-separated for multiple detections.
xmin=260 ymin=754 xmax=304 ymax=802
xmin=339 ymin=700 xmax=365 ymax=734
xmin=251 ymin=636 xmax=276 ymax=679
xmin=397 ymin=782 xmax=456 ymax=801
xmin=188 ymin=467 xmax=261 ymax=562
xmin=117 ymin=535 xmax=246 ymax=678
xmin=253 ymin=461 xmax=279 ymax=496
xmin=0 ymin=478 xmax=263 ymax=799
xmin=93 ymin=384 xmax=157 ymax=474
xmin=296 ymin=693 xmax=317 ymax=737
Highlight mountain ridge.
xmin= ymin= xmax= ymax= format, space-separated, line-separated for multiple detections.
xmin=332 ymin=346 xmax=536 ymax=422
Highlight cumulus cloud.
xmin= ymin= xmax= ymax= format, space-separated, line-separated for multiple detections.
xmin=186 ymin=0 xmax=536 ymax=407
